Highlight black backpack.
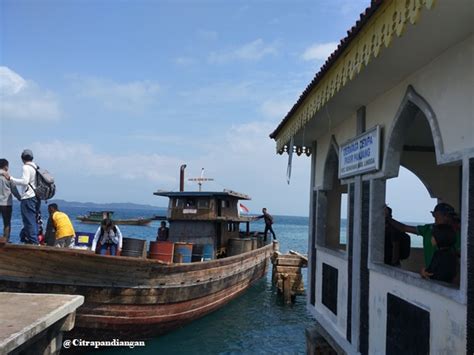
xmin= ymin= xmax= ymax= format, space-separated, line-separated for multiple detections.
xmin=399 ymin=232 xmax=411 ymax=260
xmin=28 ymin=163 xmax=56 ymax=201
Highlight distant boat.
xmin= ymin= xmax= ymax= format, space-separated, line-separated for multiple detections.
xmin=76 ymin=211 xmax=153 ymax=226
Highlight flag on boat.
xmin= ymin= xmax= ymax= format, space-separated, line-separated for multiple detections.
xmin=239 ymin=203 xmax=249 ymax=214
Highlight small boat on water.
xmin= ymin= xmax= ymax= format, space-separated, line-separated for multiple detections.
xmin=76 ymin=211 xmax=153 ymax=226
xmin=0 ymin=166 xmax=275 ymax=340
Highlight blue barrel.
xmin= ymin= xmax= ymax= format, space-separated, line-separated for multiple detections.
xmin=191 ymin=244 xmax=204 ymax=262
xmin=173 ymin=242 xmax=193 ymax=263
xmin=202 ymin=244 xmax=214 ymax=261
xmin=74 ymin=232 xmax=95 ymax=250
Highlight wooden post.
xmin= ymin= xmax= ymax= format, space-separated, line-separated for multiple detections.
xmin=282 ymin=273 xmax=291 ymax=304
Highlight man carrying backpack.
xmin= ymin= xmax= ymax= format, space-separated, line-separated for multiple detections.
xmin=3 ymin=150 xmax=40 ymax=244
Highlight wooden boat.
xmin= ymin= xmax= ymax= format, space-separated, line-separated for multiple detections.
xmin=0 ymin=242 xmax=274 ymax=339
xmin=0 ymin=167 xmax=275 ymax=340
xmin=76 ymin=211 xmax=153 ymax=226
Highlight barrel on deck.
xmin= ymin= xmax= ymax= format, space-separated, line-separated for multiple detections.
xmin=228 ymin=238 xmax=253 ymax=256
xmin=251 ymin=237 xmax=258 ymax=250
xmin=192 ymin=243 xmax=214 ymax=262
xmin=202 ymin=244 xmax=214 ymax=260
xmin=173 ymin=242 xmax=193 ymax=263
xmin=191 ymin=244 xmax=204 ymax=262
xmin=149 ymin=241 xmax=174 ymax=262
xmin=121 ymin=238 xmax=146 ymax=258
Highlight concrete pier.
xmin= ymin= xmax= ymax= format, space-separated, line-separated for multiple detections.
xmin=0 ymin=293 xmax=84 ymax=355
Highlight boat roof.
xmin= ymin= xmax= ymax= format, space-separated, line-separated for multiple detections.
xmin=153 ymin=189 xmax=251 ymax=200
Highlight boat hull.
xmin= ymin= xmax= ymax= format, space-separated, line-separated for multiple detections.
xmin=0 ymin=242 xmax=274 ymax=340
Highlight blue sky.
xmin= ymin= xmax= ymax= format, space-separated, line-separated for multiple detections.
xmin=0 ymin=0 xmax=436 ymax=220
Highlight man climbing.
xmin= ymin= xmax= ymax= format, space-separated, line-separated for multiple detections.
xmin=255 ymin=208 xmax=276 ymax=241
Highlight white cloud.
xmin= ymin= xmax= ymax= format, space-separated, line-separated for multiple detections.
xmin=70 ymin=75 xmax=160 ymax=112
xmin=192 ymin=120 xmax=310 ymax=215
xmin=27 ymin=119 xmax=311 ymax=215
xmin=0 ymin=66 xmax=26 ymax=94
xmin=301 ymin=42 xmax=338 ymax=61
xmin=31 ymin=140 xmax=181 ymax=184
xmin=260 ymin=99 xmax=292 ymax=120
xmin=209 ymin=39 xmax=278 ymax=63
xmin=0 ymin=66 xmax=61 ymax=121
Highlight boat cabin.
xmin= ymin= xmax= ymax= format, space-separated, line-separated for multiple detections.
xmin=154 ymin=189 xmax=254 ymax=255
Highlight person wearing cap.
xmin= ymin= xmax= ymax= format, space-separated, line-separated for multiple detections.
xmin=0 ymin=159 xmax=21 ymax=242
xmin=389 ymin=202 xmax=460 ymax=268
xmin=2 ymin=150 xmax=40 ymax=244
xmin=420 ymin=224 xmax=457 ymax=283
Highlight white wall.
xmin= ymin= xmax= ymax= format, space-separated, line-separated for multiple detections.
xmin=369 ymin=271 xmax=466 ymax=354
xmin=366 ymin=34 xmax=474 ymax=158
xmin=315 ymin=250 xmax=348 ymax=338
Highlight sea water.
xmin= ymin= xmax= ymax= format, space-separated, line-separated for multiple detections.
xmin=8 ymin=206 xmax=314 ymax=354
xmin=7 ymin=205 xmax=425 ymax=354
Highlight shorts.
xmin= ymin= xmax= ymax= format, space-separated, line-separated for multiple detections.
xmin=55 ymin=236 xmax=74 ymax=248
xmin=0 ymin=205 xmax=13 ymax=228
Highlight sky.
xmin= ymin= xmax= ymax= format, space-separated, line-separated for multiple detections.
xmin=0 ymin=0 xmax=436 ymax=220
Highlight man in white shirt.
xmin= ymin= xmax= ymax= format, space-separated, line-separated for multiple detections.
xmin=3 ymin=150 xmax=40 ymax=244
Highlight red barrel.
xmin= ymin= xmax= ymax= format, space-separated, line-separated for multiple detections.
xmin=149 ymin=241 xmax=174 ymax=263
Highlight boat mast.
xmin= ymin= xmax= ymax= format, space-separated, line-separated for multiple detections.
xmin=188 ymin=168 xmax=214 ymax=192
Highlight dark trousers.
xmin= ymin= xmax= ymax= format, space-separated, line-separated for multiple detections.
xmin=0 ymin=205 xmax=12 ymax=241
xmin=19 ymin=197 xmax=39 ymax=244
xmin=264 ymin=224 xmax=276 ymax=240
xmin=100 ymin=243 xmax=117 ymax=256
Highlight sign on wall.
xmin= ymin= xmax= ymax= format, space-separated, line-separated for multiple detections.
xmin=339 ymin=125 xmax=381 ymax=179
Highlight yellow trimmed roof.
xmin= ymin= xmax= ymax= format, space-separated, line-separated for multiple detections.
xmin=270 ymin=0 xmax=435 ymax=152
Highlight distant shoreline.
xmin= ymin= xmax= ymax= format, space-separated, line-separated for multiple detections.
xmin=12 ymin=199 xmax=166 ymax=211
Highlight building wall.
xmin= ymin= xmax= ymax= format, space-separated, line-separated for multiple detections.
xmin=313 ymin=33 xmax=472 ymax=189
xmin=315 ymin=250 xmax=348 ymax=339
xmin=366 ymin=33 xmax=473 ymax=159
xmin=314 ymin=114 xmax=357 ymax=189
xmin=307 ymin=32 xmax=472 ymax=354
xmin=369 ymin=271 xmax=466 ymax=354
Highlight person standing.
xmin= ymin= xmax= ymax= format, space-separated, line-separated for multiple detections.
xmin=256 ymin=208 xmax=276 ymax=241
xmin=384 ymin=205 xmax=407 ymax=267
xmin=156 ymin=221 xmax=169 ymax=241
xmin=0 ymin=159 xmax=21 ymax=242
xmin=3 ymin=150 xmax=40 ymax=244
xmin=420 ymin=224 xmax=457 ymax=284
xmin=45 ymin=203 xmax=76 ymax=247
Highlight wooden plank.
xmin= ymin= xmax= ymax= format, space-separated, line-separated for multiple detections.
xmin=274 ymin=265 xmax=302 ymax=273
